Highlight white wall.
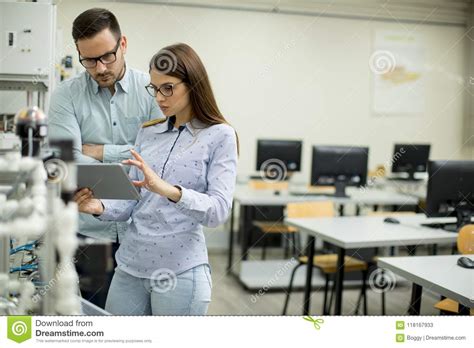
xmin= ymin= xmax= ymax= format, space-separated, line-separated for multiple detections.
xmin=55 ymin=1 xmax=472 ymax=185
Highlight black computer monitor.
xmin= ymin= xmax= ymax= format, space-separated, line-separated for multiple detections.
xmin=256 ymin=139 xmax=302 ymax=180
xmin=310 ymin=145 xmax=368 ymax=197
xmin=391 ymin=144 xmax=430 ymax=180
xmin=425 ymin=160 xmax=474 ymax=230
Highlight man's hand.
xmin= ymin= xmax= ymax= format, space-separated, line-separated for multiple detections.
xmin=82 ymin=144 xmax=104 ymax=162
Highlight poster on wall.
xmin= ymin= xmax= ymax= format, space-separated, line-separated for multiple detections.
xmin=370 ymin=30 xmax=424 ymax=116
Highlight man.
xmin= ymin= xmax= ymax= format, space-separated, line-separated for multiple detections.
xmin=48 ymin=8 xmax=163 ymax=306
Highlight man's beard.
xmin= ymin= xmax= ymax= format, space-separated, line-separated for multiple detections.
xmin=94 ymin=71 xmax=116 ymax=87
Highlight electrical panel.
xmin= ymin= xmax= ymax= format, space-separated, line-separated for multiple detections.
xmin=0 ymin=2 xmax=55 ymax=78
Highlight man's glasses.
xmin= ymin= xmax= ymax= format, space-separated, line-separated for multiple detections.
xmin=145 ymin=81 xmax=184 ymax=97
xmin=79 ymin=38 xmax=121 ymax=69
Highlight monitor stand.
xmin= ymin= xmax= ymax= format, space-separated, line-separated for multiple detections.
xmin=334 ymin=181 xmax=349 ymax=198
xmin=455 ymin=206 xmax=473 ymax=229
xmin=421 ymin=207 xmax=473 ymax=233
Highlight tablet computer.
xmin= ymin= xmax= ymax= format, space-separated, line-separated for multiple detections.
xmin=77 ymin=163 xmax=141 ymax=200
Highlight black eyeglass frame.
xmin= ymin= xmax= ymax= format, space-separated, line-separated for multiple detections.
xmin=78 ymin=37 xmax=122 ymax=68
xmin=145 ymin=81 xmax=184 ymax=97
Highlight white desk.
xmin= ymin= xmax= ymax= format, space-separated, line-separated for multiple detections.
xmin=286 ymin=214 xmax=458 ymax=249
xmin=227 ymin=184 xmax=420 ymax=275
xmin=234 ymin=185 xmax=419 ymax=206
xmin=377 ymin=255 xmax=474 ymax=315
xmin=285 ymin=214 xmax=458 ymax=315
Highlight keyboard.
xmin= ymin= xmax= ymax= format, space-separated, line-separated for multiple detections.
xmin=289 ymin=192 xmax=351 ymax=198
xmin=420 ymin=223 xmax=459 ymax=233
xmin=386 ymin=177 xmax=423 ymax=182
xmin=290 ymin=192 xmax=332 ymax=196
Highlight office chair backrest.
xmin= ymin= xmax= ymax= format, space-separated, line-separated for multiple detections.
xmin=457 ymin=224 xmax=474 ymax=255
xmin=286 ymin=201 xmax=334 ymax=218
xmin=249 ymin=179 xmax=289 ymax=191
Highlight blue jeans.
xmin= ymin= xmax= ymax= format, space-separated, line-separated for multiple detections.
xmin=105 ymin=264 xmax=212 ymax=315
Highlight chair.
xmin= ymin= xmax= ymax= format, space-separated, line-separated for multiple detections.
xmin=252 ymin=183 xmax=333 ymax=260
xmin=434 ymin=224 xmax=474 ymax=315
xmin=248 ymin=179 xmax=289 ymax=191
xmin=248 ymin=180 xmax=295 ymax=259
xmin=282 ymin=201 xmax=369 ymax=315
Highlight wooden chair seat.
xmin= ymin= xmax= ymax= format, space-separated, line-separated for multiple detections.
xmin=253 ymin=221 xmax=299 ymax=234
xmin=299 ymin=254 xmax=368 ymax=273
xmin=254 ymin=201 xmax=334 ymax=260
xmin=434 ymin=298 xmax=474 ymax=315
xmin=372 ymin=256 xmax=380 ymax=262
xmin=433 ymin=225 xmax=474 ymax=315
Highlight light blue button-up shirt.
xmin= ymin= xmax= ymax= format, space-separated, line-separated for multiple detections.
xmin=97 ymin=116 xmax=238 ymax=278
xmin=48 ymin=67 xmax=163 ymax=241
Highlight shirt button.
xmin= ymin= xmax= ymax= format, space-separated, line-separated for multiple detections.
xmin=113 ymin=122 xmax=117 ymax=126
xmin=111 ymin=100 xmax=114 ymax=104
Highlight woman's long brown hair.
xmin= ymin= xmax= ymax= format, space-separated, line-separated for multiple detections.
xmin=149 ymin=43 xmax=239 ymax=154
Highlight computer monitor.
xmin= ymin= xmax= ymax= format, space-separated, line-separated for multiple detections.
xmin=425 ymin=160 xmax=474 ymax=230
xmin=310 ymin=145 xmax=368 ymax=197
xmin=256 ymin=139 xmax=302 ymax=180
xmin=391 ymin=144 xmax=430 ymax=180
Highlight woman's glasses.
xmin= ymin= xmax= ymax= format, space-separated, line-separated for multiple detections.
xmin=145 ymin=81 xmax=184 ymax=97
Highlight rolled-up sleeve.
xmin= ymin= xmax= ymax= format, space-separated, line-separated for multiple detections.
xmin=103 ymin=144 xmax=134 ymax=163
xmin=173 ymin=126 xmax=238 ymax=228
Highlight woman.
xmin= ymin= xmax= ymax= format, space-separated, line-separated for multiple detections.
xmin=74 ymin=43 xmax=238 ymax=315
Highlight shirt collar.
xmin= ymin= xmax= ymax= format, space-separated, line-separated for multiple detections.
xmin=116 ymin=65 xmax=130 ymax=93
xmin=151 ymin=116 xmax=206 ymax=137
xmin=90 ymin=64 xmax=129 ymax=94
xmin=90 ymin=75 xmax=100 ymax=94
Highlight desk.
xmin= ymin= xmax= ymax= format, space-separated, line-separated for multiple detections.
xmin=234 ymin=185 xmax=418 ymax=206
xmin=374 ymin=178 xmax=427 ymax=201
xmin=285 ymin=214 xmax=458 ymax=315
xmin=377 ymin=255 xmax=474 ymax=315
xmin=227 ymin=184 xmax=420 ymax=274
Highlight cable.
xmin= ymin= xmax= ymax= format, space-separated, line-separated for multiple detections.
xmin=10 ymin=241 xmax=38 ymax=255
xmin=10 ymin=264 xmax=38 ymax=273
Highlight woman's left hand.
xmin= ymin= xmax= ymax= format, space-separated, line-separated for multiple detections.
xmin=122 ymin=149 xmax=164 ymax=194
